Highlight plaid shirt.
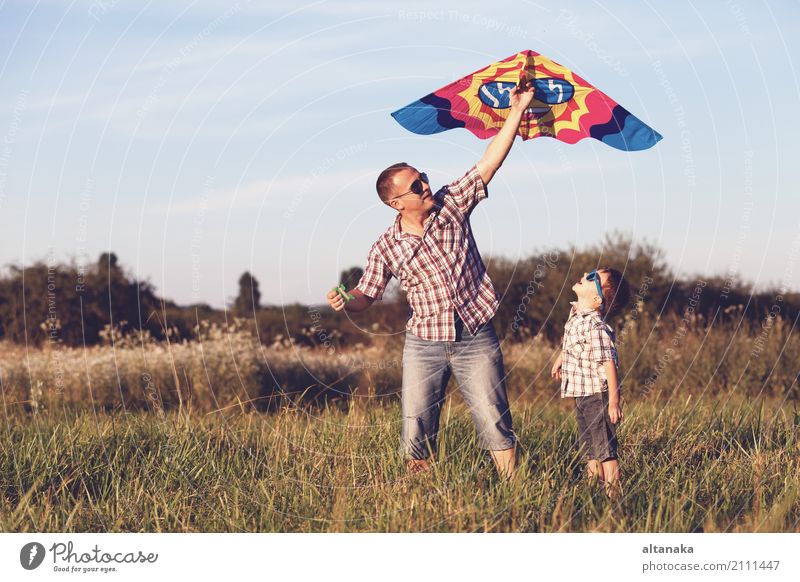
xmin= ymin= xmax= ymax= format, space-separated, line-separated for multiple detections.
xmin=356 ymin=165 xmax=499 ymax=341
xmin=560 ymin=302 xmax=620 ymax=397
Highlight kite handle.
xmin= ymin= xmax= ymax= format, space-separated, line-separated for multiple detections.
xmin=333 ymin=283 xmax=355 ymax=303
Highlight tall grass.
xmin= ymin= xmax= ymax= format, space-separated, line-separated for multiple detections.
xmin=1 ymin=397 xmax=797 ymax=532
xmin=1 ymin=312 xmax=798 ymax=532
xmin=1 ymin=309 xmax=797 ymax=414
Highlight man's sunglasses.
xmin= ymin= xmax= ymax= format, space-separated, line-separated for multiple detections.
xmin=391 ymin=172 xmax=429 ymax=200
xmin=586 ymin=270 xmax=605 ymax=307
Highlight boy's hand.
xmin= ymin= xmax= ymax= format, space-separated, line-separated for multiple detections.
xmin=608 ymin=400 xmax=623 ymax=425
xmin=326 ymin=289 xmax=345 ymax=311
xmin=602 ymin=361 xmax=622 ymax=424
xmin=550 ymin=352 xmax=563 ymax=380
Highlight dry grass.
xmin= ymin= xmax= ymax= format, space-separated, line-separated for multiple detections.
xmin=0 ymin=313 xmax=798 ymax=532
xmin=0 ymin=397 xmax=798 ymax=532
xmin=1 ymin=309 xmax=797 ymax=413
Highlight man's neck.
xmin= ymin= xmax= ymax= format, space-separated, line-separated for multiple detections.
xmin=399 ymin=208 xmax=431 ymax=235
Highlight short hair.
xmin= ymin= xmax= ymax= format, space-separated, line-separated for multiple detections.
xmin=599 ymin=267 xmax=630 ymax=319
xmin=376 ymin=162 xmax=411 ymax=204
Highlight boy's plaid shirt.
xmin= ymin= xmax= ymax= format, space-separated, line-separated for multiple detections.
xmin=356 ymin=165 xmax=499 ymax=342
xmin=560 ymin=302 xmax=620 ymax=397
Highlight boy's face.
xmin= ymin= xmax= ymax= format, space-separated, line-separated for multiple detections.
xmin=572 ymin=270 xmax=608 ymax=307
xmin=387 ymin=167 xmax=436 ymax=213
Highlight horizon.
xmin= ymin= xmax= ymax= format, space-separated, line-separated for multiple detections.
xmin=4 ymin=232 xmax=793 ymax=311
xmin=2 ymin=1 xmax=799 ymax=310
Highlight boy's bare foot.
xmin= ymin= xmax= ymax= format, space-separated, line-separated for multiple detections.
xmin=586 ymin=460 xmax=604 ymax=486
xmin=604 ymin=480 xmax=623 ymax=501
xmin=601 ymin=459 xmax=621 ymax=500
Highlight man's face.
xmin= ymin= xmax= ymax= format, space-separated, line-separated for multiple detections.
xmin=388 ymin=167 xmax=435 ymax=213
xmin=572 ymin=270 xmax=608 ymax=305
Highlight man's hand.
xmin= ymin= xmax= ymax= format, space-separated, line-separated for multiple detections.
xmin=476 ymin=73 xmax=536 ymax=185
xmin=326 ymin=288 xmax=345 ymax=311
xmin=509 ymin=73 xmax=536 ymax=113
xmin=550 ymin=351 xmax=563 ymax=380
xmin=325 ymin=287 xmax=375 ymax=313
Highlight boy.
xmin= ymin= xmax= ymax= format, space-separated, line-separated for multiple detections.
xmin=551 ymin=267 xmax=630 ymax=498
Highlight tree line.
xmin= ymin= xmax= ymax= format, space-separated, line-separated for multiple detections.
xmin=0 ymin=234 xmax=796 ymax=348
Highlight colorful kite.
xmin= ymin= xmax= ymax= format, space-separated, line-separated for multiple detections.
xmin=391 ymin=49 xmax=662 ymax=152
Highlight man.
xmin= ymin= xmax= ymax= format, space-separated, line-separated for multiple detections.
xmin=326 ymin=80 xmax=535 ymax=478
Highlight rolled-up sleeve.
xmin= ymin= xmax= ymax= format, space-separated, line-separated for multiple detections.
xmin=445 ymin=165 xmax=488 ymax=215
xmin=355 ymin=243 xmax=392 ymax=300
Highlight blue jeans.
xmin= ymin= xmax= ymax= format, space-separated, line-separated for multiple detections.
xmin=401 ymin=319 xmax=515 ymax=460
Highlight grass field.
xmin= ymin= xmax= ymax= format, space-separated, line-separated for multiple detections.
xmin=1 ymin=313 xmax=798 ymax=532
xmin=2 ymin=394 xmax=798 ymax=532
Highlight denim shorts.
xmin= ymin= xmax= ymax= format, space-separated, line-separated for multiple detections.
xmin=574 ymin=391 xmax=618 ymax=462
xmin=401 ymin=318 xmax=515 ymax=460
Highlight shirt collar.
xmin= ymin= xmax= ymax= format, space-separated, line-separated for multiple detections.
xmin=391 ymin=214 xmax=405 ymax=240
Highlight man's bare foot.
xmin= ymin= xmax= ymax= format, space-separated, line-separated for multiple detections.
xmin=490 ymin=446 xmax=517 ymax=481
xmin=406 ymin=459 xmax=430 ymax=474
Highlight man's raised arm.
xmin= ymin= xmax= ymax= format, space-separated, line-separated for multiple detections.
xmin=476 ymin=77 xmax=535 ymax=185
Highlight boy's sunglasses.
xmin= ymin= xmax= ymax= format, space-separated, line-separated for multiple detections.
xmin=391 ymin=172 xmax=429 ymax=200
xmin=586 ymin=270 xmax=605 ymax=307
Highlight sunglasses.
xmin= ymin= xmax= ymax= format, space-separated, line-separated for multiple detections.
xmin=586 ymin=270 xmax=605 ymax=307
xmin=391 ymin=172 xmax=429 ymax=200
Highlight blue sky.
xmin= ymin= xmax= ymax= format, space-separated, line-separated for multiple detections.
xmin=1 ymin=0 xmax=799 ymax=308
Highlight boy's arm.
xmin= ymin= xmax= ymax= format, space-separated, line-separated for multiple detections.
xmin=550 ymin=350 xmax=563 ymax=379
xmin=603 ymin=361 xmax=623 ymax=424
xmin=476 ymin=77 xmax=535 ymax=186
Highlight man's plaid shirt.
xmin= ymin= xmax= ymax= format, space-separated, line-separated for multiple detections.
xmin=356 ymin=165 xmax=499 ymax=341
xmin=560 ymin=302 xmax=620 ymax=397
